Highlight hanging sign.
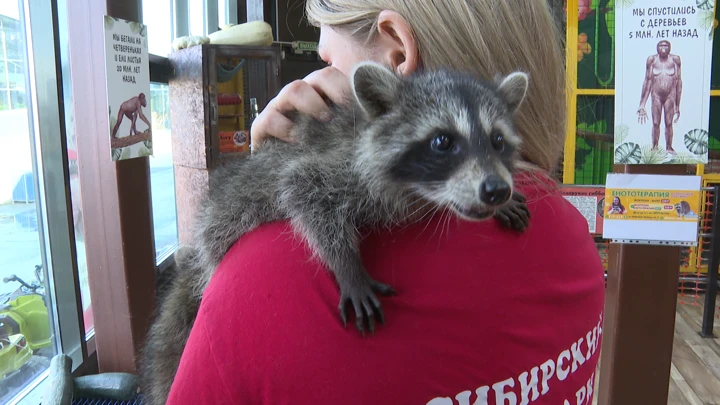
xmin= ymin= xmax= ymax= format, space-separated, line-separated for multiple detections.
xmin=603 ymin=173 xmax=701 ymax=245
xmin=103 ymin=16 xmax=153 ymax=161
xmin=613 ymin=1 xmax=715 ymax=165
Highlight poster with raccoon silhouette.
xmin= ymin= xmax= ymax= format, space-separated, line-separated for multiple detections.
xmin=613 ymin=0 xmax=715 ymax=165
xmin=103 ymin=16 xmax=153 ymax=161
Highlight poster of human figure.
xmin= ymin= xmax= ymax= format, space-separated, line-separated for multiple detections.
xmin=614 ymin=1 xmax=715 ymax=165
xmin=103 ymin=16 xmax=153 ymax=161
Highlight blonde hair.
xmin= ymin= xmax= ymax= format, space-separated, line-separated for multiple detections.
xmin=306 ymin=0 xmax=567 ymax=174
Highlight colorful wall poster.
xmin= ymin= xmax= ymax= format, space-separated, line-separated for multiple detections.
xmin=561 ymin=186 xmax=606 ymax=235
xmin=603 ymin=173 xmax=702 ymax=244
xmin=614 ymin=1 xmax=715 ymax=165
xmin=103 ymin=16 xmax=153 ymax=161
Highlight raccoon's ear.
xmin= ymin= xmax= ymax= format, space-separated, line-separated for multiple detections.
xmin=496 ymin=71 xmax=529 ymax=114
xmin=350 ymin=61 xmax=401 ymax=118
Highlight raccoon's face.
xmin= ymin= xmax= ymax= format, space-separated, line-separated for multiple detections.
xmin=350 ymin=62 xmax=528 ymax=221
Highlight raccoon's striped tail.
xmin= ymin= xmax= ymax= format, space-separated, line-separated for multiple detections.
xmin=139 ymin=246 xmax=204 ymax=405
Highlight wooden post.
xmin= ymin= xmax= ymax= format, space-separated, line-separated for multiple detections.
xmin=67 ymin=0 xmax=157 ymax=373
xmin=597 ymin=163 xmax=688 ymax=405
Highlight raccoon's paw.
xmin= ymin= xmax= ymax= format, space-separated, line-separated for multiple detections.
xmin=338 ymin=279 xmax=396 ymax=336
xmin=494 ymin=192 xmax=531 ymax=233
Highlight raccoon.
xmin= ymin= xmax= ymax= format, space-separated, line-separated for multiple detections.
xmin=674 ymin=201 xmax=696 ymax=218
xmin=139 ymin=61 xmax=532 ymax=405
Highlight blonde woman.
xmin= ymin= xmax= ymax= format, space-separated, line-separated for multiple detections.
xmin=167 ymin=1 xmax=606 ymax=404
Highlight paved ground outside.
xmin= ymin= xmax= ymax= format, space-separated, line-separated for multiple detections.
xmin=0 ymin=164 xmax=178 ymax=297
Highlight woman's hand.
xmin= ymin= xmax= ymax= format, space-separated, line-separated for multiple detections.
xmin=250 ymin=66 xmax=350 ymax=151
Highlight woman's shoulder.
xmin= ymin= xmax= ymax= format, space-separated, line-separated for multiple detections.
xmin=192 ymin=171 xmax=605 ymax=405
xmin=203 ymin=170 xmax=597 ymax=304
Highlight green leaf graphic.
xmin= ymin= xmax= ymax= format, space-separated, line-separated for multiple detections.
xmin=615 ymin=142 xmax=641 ymax=164
xmin=639 ymin=145 xmax=670 ymax=164
xmin=138 ymin=147 xmax=152 ymax=157
xmin=129 ymin=22 xmax=143 ymax=34
xmin=605 ymin=0 xmax=616 ymax=40
xmin=104 ymin=15 xmax=115 ymax=30
xmin=668 ymin=151 xmax=706 ymax=164
xmin=696 ymin=0 xmax=714 ymax=11
xmin=698 ymin=9 xmax=716 ymax=33
xmin=684 ymin=128 xmax=709 ymax=155
xmin=614 ymin=124 xmax=630 ymax=145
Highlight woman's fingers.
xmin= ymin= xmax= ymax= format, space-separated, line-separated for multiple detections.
xmin=250 ymin=108 xmax=294 ymax=149
xmin=273 ymin=79 xmax=329 ymax=119
xmin=250 ymin=66 xmax=351 ymax=151
xmin=303 ymin=67 xmax=351 ymax=105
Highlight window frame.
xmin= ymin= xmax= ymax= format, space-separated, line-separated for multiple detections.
xmin=25 ymin=0 xmax=87 ymax=368
xmin=4 ymin=0 xmax=87 ymax=403
xmin=8 ymin=0 xmax=235 ymax=402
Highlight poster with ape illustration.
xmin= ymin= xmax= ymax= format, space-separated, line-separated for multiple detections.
xmin=614 ymin=0 xmax=715 ymax=165
xmin=103 ymin=16 xmax=153 ymax=161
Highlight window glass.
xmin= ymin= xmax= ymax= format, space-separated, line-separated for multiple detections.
xmin=189 ymin=0 xmax=206 ymax=36
xmin=142 ymin=0 xmax=173 ymax=56
xmin=0 ymin=2 xmax=58 ymax=401
xmin=149 ymin=82 xmax=178 ymax=263
xmin=218 ymin=0 xmax=226 ymax=27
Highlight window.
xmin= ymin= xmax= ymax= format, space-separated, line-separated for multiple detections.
xmin=189 ymin=0 xmax=206 ymax=36
xmin=218 ymin=0 xmax=237 ymax=29
xmin=148 ymin=82 xmax=179 ymax=263
xmin=143 ymin=0 xmax=173 ymax=57
xmin=0 ymin=0 xmax=85 ymax=402
xmin=0 ymin=5 xmax=57 ymax=402
xmin=142 ymin=0 xmax=181 ymax=264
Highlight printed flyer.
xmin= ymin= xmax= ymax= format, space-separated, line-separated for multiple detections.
xmin=103 ymin=16 xmax=153 ymax=161
xmin=561 ymin=186 xmax=606 ymax=234
xmin=613 ymin=1 xmax=715 ymax=165
xmin=605 ymin=188 xmax=700 ymax=222
xmin=603 ymin=173 xmax=701 ymax=244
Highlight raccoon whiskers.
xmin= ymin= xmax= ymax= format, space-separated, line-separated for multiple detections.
xmin=411 ymin=206 xmax=440 ymax=244
xmin=430 ymin=204 xmax=453 ymax=242
xmin=440 ymin=203 xmax=456 ymax=242
xmin=404 ymin=197 xmax=437 ymax=223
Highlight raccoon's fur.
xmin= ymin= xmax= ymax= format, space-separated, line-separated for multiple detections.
xmin=139 ymin=61 xmax=532 ymax=405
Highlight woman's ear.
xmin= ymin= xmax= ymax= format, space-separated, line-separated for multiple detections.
xmin=375 ymin=10 xmax=419 ymax=76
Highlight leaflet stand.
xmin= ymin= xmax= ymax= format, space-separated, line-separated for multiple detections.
xmin=598 ymin=170 xmax=701 ymax=405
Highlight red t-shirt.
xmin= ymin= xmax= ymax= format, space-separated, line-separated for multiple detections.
xmin=166 ymin=173 xmax=606 ymax=405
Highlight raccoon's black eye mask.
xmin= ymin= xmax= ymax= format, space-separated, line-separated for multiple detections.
xmin=389 ymin=132 xmax=468 ymax=183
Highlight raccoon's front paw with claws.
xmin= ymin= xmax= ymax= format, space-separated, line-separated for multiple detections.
xmin=338 ymin=278 xmax=395 ymax=336
xmin=494 ymin=191 xmax=531 ymax=232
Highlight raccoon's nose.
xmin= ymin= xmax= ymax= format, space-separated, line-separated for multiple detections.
xmin=480 ymin=176 xmax=511 ymax=206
